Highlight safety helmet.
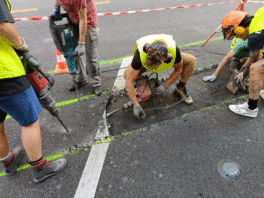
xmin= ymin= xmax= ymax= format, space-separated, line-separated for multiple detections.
xmin=222 ymin=11 xmax=247 ymax=40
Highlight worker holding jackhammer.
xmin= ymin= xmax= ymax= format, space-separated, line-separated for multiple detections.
xmin=0 ymin=0 xmax=67 ymax=183
xmin=54 ymin=0 xmax=102 ymax=96
xmin=221 ymin=8 xmax=264 ymax=117
xmin=124 ymin=34 xmax=197 ymax=119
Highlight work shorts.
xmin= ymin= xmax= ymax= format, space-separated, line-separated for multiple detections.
xmin=0 ymin=86 xmax=42 ymax=126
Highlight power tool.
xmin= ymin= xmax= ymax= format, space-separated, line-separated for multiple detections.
xmin=49 ymin=13 xmax=79 ymax=73
xmin=21 ymin=52 xmax=70 ymax=132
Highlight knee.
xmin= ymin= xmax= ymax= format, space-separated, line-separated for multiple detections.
xmin=250 ymin=63 xmax=261 ymax=76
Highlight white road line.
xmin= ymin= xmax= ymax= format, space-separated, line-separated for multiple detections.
xmin=74 ymin=57 xmax=132 ymax=198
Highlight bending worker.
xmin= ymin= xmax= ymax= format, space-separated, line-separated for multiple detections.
xmin=221 ymin=8 xmax=264 ymax=117
xmin=124 ymin=34 xmax=197 ymax=119
xmin=203 ymin=37 xmax=251 ymax=82
xmin=0 ymin=0 xmax=67 ymax=183
xmin=54 ymin=0 xmax=102 ymax=96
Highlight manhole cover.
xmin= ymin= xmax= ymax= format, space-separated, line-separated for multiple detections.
xmin=217 ymin=159 xmax=243 ymax=182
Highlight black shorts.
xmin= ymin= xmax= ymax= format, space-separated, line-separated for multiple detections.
xmin=248 ymin=30 xmax=264 ymax=51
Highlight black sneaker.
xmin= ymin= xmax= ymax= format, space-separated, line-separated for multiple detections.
xmin=31 ymin=158 xmax=67 ymax=183
xmin=93 ymin=86 xmax=102 ymax=96
xmin=4 ymin=147 xmax=24 ymax=175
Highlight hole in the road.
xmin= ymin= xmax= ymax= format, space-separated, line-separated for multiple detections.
xmin=217 ymin=159 xmax=243 ymax=182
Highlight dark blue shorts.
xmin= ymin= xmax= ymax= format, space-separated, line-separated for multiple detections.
xmin=0 ymin=86 xmax=42 ymax=126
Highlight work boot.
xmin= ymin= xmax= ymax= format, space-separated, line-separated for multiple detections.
xmin=174 ymin=86 xmax=193 ymax=105
xmin=3 ymin=147 xmax=24 ymax=175
xmin=31 ymin=158 xmax=67 ymax=183
xmin=93 ymin=86 xmax=102 ymax=96
xmin=67 ymin=80 xmax=88 ymax=92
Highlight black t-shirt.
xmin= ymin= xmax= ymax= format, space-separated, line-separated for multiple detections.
xmin=0 ymin=0 xmax=31 ymax=97
xmin=248 ymin=30 xmax=264 ymax=52
xmin=131 ymin=46 xmax=182 ymax=70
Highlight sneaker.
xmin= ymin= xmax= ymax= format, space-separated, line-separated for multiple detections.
xmin=4 ymin=147 xmax=24 ymax=175
xmin=93 ymin=86 xmax=102 ymax=96
xmin=67 ymin=80 xmax=88 ymax=92
xmin=229 ymin=102 xmax=258 ymax=117
xmin=174 ymin=87 xmax=193 ymax=105
xmin=31 ymin=158 xmax=67 ymax=183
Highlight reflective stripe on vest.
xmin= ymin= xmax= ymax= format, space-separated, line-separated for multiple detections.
xmin=230 ymin=37 xmax=240 ymax=49
xmin=6 ymin=0 xmax=11 ymax=11
xmin=249 ymin=6 xmax=264 ymax=35
xmin=135 ymin=34 xmax=176 ymax=73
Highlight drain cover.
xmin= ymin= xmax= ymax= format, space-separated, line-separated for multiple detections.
xmin=217 ymin=159 xmax=243 ymax=182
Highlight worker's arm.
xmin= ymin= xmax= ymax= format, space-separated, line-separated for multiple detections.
xmin=125 ymin=64 xmax=141 ymax=107
xmin=214 ymin=50 xmax=235 ymax=75
xmin=165 ymin=58 xmax=184 ymax=87
xmin=241 ymin=50 xmax=260 ymax=77
xmin=78 ymin=7 xmax=87 ymax=43
xmin=0 ymin=22 xmax=23 ymax=47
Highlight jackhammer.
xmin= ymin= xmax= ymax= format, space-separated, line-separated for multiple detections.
xmin=21 ymin=51 xmax=70 ymax=132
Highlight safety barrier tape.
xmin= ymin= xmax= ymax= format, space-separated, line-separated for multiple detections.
xmin=13 ymin=0 xmax=251 ymax=22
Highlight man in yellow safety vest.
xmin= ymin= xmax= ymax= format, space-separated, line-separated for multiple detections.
xmin=124 ymin=34 xmax=197 ymax=119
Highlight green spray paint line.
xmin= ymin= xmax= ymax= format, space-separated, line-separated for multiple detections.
xmin=0 ymin=94 xmax=247 ymax=179
xmin=47 ymin=36 xmax=223 ymax=73
xmin=0 ymin=137 xmax=114 ymax=178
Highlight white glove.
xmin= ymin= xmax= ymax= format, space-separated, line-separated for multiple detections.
xmin=203 ymin=74 xmax=217 ymax=82
xmin=75 ymin=42 xmax=85 ymax=56
xmin=235 ymin=72 xmax=244 ymax=84
xmin=155 ymin=82 xmax=168 ymax=95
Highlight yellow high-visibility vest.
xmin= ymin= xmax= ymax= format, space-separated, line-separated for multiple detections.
xmin=249 ymin=6 xmax=264 ymax=34
xmin=134 ymin=34 xmax=176 ymax=73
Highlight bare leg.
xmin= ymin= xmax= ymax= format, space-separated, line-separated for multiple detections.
xmin=249 ymin=59 xmax=264 ymax=100
xmin=21 ymin=119 xmax=42 ymax=162
xmin=180 ymin=53 xmax=197 ymax=83
xmin=0 ymin=122 xmax=9 ymax=158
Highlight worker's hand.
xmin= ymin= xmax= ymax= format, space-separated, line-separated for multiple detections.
xmin=14 ymin=38 xmax=29 ymax=56
xmin=75 ymin=42 xmax=85 ymax=56
xmin=133 ymin=105 xmax=146 ymax=119
xmin=203 ymin=74 xmax=217 ymax=82
xmin=155 ymin=82 xmax=168 ymax=95
xmin=54 ymin=5 xmax=62 ymax=21
xmin=235 ymin=72 xmax=244 ymax=84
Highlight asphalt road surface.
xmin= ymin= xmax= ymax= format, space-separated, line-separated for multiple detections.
xmin=1 ymin=0 xmax=264 ymax=197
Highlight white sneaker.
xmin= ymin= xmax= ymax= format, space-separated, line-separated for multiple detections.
xmin=229 ymin=102 xmax=258 ymax=118
xmin=260 ymin=90 xmax=264 ymax=100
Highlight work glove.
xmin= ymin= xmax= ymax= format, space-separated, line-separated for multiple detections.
xmin=155 ymin=82 xmax=168 ymax=95
xmin=203 ymin=74 xmax=217 ymax=82
xmin=75 ymin=42 xmax=85 ymax=56
xmin=133 ymin=105 xmax=146 ymax=119
xmin=235 ymin=72 xmax=244 ymax=84
xmin=13 ymin=38 xmax=30 ymax=57
xmin=54 ymin=4 xmax=62 ymax=21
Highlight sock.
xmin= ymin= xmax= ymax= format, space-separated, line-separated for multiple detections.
xmin=0 ymin=151 xmax=12 ymax=164
xmin=248 ymin=98 xmax=258 ymax=110
xmin=30 ymin=157 xmax=44 ymax=168
xmin=177 ymin=82 xmax=187 ymax=95
xmin=177 ymin=81 xmax=186 ymax=89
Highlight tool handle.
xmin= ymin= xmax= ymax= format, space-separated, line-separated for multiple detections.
xmin=64 ymin=52 xmax=79 ymax=59
xmin=23 ymin=52 xmax=52 ymax=83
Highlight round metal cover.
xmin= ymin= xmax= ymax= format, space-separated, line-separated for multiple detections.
xmin=217 ymin=159 xmax=243 ymax=182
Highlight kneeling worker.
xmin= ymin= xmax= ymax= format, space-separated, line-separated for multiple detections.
xmin=221 ymin=8 xmax=264 ymax=117
xmin=124 ymin=34 xmax=197 ymax=119
xmin=203 ymin=37 xmax=251 ymax=82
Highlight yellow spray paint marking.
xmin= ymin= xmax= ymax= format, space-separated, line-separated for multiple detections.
xmin=96 ymin=1 xmax=111 ymax=5
xmin=11 ymin=8 xmax=38 ymax=13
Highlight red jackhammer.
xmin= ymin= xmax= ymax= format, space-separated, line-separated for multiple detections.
xmin=20 ymin=51 xmax=70 ymax=132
